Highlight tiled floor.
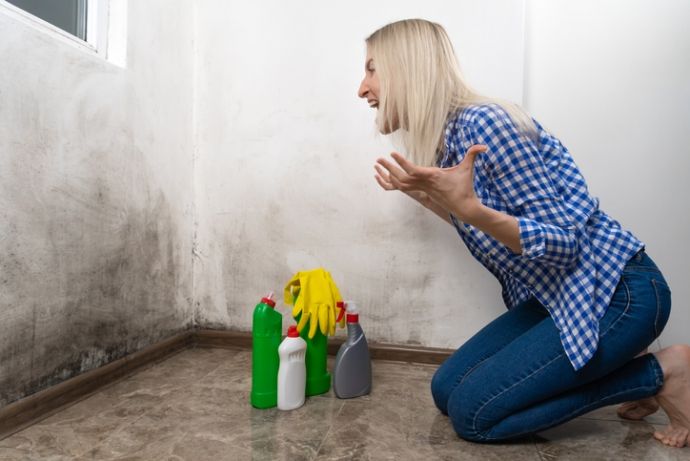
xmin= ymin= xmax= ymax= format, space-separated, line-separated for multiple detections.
xmin=0 ymin=348 xmax=688 ymax=460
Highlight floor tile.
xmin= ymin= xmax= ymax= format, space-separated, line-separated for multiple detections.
xmin=1 ymin=347 xmax=688 ymax=461
xmin=313 ymin=362 xmax=540 ymax=461
xmin=534 ymin=417 xmax=689 ymax=461
xmin=582 ymin=403 xmax=670 ymax=425
xmin=165 ymin=397 xmax=344 ymax=461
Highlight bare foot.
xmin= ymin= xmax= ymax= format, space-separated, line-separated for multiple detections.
xmin=617 ymin=398 xmax=659 ymax=420
xmin=653 ymin=344 xmax=690 ymax=448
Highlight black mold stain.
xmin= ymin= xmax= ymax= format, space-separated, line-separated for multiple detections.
xmin=0 ymin=156 xmax=191 ymax=407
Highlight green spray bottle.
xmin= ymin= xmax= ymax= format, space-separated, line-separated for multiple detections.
xmin=250 ymin=293 xmax=282 ymax=408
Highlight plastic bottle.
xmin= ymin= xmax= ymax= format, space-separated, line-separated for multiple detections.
xmin=277 ymin=325 xmax=307 ymax=410
xmin=250 ymin=293 xmax=282 ymax=408
xmin=333 ymin=301 xmax=372 ymax=399
xmin=293 ymin=295 xmax=331 ymax=396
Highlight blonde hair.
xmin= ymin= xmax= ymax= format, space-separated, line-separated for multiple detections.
xmin=366 ymin=19 xmax=536 ymax=166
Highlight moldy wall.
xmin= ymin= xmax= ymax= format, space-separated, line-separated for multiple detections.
xmin=0 ymin=0 xmax=195 ymax=407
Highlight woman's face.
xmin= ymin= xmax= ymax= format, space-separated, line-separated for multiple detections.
xmin=357 ymin=52 xmax=379 ymax=109
xmin=357 ymin=51 xmax=399 ymax=134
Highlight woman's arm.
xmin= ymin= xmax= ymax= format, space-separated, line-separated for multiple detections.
xmin=467 ymin=107 xmax=580 ymax=268
xmin=377 ymin=147 xmax=522 ymax=253
xmin=404 ymin=189 xmax=520 ymax=248
xmin=404 ymin=190 xmax=452 ymax=225
xmin=456 ymin=202 xmax=521 ymax=254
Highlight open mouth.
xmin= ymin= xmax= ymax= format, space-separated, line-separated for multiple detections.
xmin=368 ymin=101 xmax=379 ymax=109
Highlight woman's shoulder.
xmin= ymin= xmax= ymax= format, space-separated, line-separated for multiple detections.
xmin=444 ymin=103 xmax=527 ymax=154
xmin=453 ymin=103 xmax=524 ymax=135
xmin=441 ymin=104 xmax=510 ymax=167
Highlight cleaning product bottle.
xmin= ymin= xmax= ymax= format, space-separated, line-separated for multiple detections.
xmin=277 ymin=325 xmax=307 ymax=410
xmin=250 ymin=293 xmax=282 ymax=408
xmin=294 ymin=297 xmax=331 ymax=397
xmin=333 ymin=301 xmax=372 ymax=399
xmin=284 ymin=270 xmax=345 ymax=397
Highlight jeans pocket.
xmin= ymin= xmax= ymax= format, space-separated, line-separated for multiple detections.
xmin=651 ymin=278 xmax=672 ymax=338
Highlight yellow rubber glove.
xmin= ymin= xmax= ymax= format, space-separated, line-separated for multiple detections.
xmin=284 ymin=268 xmax=342 ymax=339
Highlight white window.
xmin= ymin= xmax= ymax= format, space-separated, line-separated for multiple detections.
xmin=0 ymin=0 xmax=111 ymax=58
xmin=6 ymin=0 xmax=88 ymax=40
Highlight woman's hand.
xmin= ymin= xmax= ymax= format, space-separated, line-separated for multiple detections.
xmin=374 ymin=145 xmax=488 ymax=222
xmin=374 ymin=164 xmax=432 ymax=206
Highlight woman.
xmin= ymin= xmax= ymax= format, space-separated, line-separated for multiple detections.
xmin=359 ymin=19 xmax=690 ymax=448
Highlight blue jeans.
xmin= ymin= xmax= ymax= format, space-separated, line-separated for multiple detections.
xmin=431 ymin=249 xmax=672 ymax=442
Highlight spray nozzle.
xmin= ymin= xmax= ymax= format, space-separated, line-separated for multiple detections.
xmin=261 ymin=292 xmax=276 ymax=308
xmin=343 ymin=301 xmax=359 ymax=323
xmin=336 ymin=301 xmax=359 ymax=324
xmin=345 ymin=301 xmax=358 ymax=315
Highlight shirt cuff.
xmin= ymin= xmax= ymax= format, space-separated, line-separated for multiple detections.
xmin=517 ymin=216 xmax=579 ymax=269
xmin=517 ymin=217 xmax=545 ymax=260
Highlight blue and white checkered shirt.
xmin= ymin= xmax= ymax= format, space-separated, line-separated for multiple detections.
xmin=439 ymin=104 xmax=644 ymax=370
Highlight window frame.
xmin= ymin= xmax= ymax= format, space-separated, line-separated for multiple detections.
xmin=0 ymin=0 xmax=109 ymax=57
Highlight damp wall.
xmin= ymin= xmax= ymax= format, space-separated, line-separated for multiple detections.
xmin=0 ymin=0 xmax=195 ymax=406
xmin=192 ymin=0 xmax=527 ymax=345
xmin=194 ymin=0 xmax=690 ymax=351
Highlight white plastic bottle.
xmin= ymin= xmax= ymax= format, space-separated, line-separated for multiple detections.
xmin=277 ymin=325 xmax=307 ymax=410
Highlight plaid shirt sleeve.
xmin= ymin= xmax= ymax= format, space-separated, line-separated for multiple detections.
xmin=468 ymin=106 xmax=580 ymax=269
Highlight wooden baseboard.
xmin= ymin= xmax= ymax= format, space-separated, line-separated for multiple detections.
xmin=194 ymin=329 xmax=453 ymax=365
xmin=0 ymin=331 xmax=192 ymax=441
xmin=1 ymin=328 xmax=451 ymax=441
xmin=193 ymin=329 xmax=253 ymax=349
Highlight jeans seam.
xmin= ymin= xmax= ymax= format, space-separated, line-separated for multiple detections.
xmin=600 ymin=276 xmax=631 ymax=337
xmin=441 ymin=353 xmax=497 ymax=410
xmin=445 ymin=353 xmax=494 ymax=403
xmin=653 ymin=279 xmax=660 ymax=338
xmin=651 ymin=279 xmax=663 ymax=338
xmin=623 ymin=267 xmax=661 ymax=274
xmin=458 ymin=355 xmax=493 ymax=387
xmin=481 ymin=383 xmax=660 ymax=441
xmin=649 ymin=351 xmax=665 ymax=387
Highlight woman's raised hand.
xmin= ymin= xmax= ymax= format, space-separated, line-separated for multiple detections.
xmin=374 ymin=166 xmax=432 ymax=207
xmin=373 ymin=144 xmax=487 ymax=222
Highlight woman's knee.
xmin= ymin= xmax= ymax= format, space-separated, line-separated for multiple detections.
xmin=447 ymin=377 xmax=498 ymax=442
xmin=431 ymin=351 xmax=493 ymax=416
xmin=431 ymin=355 xmax=475 ymax=415
xmin=431 ymin=364 xmax=452 ymax=414
xmin=447 ymin=380 xmax=478 ymax=441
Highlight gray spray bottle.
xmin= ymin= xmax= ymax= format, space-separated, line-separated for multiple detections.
xmin=333 ymin=301 xmax=372 ymax=399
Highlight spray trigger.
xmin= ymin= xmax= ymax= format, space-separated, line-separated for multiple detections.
xmin=336 ymin=301 xmax=347 ymax=323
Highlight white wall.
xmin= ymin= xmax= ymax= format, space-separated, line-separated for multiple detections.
xmin=0 ymin=0 xmax=194 ymax=406
xmin=195 ymin=0 xmax=690 ymax=350
xmin=193 ymin=0 xmax=526 ymax=346
xmin=524 ymin=0 xmax=690 ymax=348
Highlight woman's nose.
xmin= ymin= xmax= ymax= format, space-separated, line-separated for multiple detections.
xmin=358 ymin=78 xmax=368 ymax=99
